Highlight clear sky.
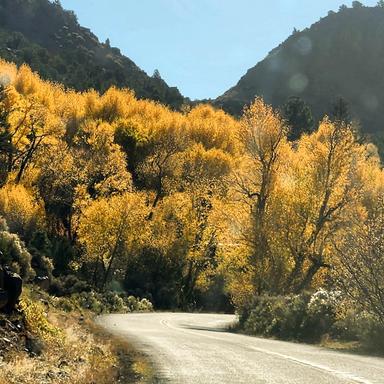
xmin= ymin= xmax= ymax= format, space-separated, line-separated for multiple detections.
xmin=59 ymin=0 xmax=377 ymax=100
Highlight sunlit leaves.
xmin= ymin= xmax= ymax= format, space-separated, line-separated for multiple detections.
xmin=1 ymin=59 xmax=383 ymax=312
xmin=77 ymin=192 xmax=149 ymax=288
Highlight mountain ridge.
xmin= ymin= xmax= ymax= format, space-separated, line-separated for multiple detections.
xmin=215 ymin=4 xmax=384 ymax=141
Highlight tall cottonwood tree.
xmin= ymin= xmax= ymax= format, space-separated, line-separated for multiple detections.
xmin=232 ymin=98 xmax=288 ymax=294
xmin=276 ymin=119 xmax=364 ymax=292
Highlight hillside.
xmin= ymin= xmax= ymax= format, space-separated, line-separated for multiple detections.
xmin=0 ymin=0 xmax=185 ymax=109
xmin=215 ymin=4 xmax=384 ymax=139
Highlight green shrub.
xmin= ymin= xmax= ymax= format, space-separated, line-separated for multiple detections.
xmin=239 ymin=290 xmax=384 ymax=352
xmin=54 ymin=296 xmax=77 ymax=312
xmin=75 ymin=291 xmax=104 ymax=313
xmin=330 ymin=306 xmax=360 ymax=341
xmin=104 ymin=291 xmax=127 ymax=313
xmin=242 ymin=294 xmax=309 ymax=340
xmin=29 ymin=231 xmax=54 ymax=279
xmin=241 ymin=290 xmax=342 ymax=342
xmin=351 ymin=313 xmax=384 ymax=352
xmin=301 ymin=289 xmax=340 ymax=341
xmin=53 ymin=290 xmax=154 ymax=314
xmin=0 ymin=218 xmax=35 ymax=280
xmin=136 ymin=298 xmax=153 ymax=312
xmin=49 ymin=274 xmax=91 ymax=296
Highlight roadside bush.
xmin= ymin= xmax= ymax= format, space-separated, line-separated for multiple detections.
xmin=351 ymin=313 xmax=384 ymax=352
xmin=241 ymin=293 xmax=309 ymax=340
xmin=104 ymin=291 xmax=127 ymax=312
xmin=103 ymin=292 xmax=153 ymax=313
xmin=49 ymin=274 xmax=91 ymax=296
xmin=241 ymin=290 xmax=342 ymax=342
xmin=53 ymin=290 xmax=153 ymax=314
xmin=239 ymin=290 xmax=384 ymax=352
xmin=301 ymin=289 xmax=340 ymax=341
xmin=330 ymin=306 xmax=360 ymax=341
xmin=75 ymin=291 xmax=104 ymax=313
xmin=136 ymin=298 xmax=153 ymax=312
xmin=52 ymin=296 xmax=77 ymax=312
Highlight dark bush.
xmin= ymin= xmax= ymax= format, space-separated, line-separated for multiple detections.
xmin=49 ymin=274 xmax=91 ymax=297
xmin=352 ymin=313 xmax=384 ymax=352
xmin=29 ymin=231 xmax=54 ymax=280
xmin=124 ymin=246 xmax=182 ymax=309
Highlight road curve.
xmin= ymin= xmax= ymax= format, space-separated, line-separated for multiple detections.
xmin=97 ymin=313 xmax=384 ymax=384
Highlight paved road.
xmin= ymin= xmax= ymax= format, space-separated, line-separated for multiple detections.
xmin=98 ymin=313 xmax=384 ymax=384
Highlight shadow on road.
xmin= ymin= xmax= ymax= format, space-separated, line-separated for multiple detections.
xmin=180 ymin=324 xmax=232 ymax=333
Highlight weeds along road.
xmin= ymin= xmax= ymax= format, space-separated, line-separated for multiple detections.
xmin=98 ymin=313 xmax=384 ymax=384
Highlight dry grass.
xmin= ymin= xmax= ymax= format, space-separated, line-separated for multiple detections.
xmin=0 ymin=312 xmax=116 ymax=383
xmin=0 ymin=288 xmax=155 ymax=384
xmin=319 ymin=334 xmax=361 ymax=351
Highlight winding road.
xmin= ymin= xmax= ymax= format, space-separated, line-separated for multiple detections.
xmin=98 ymin=313 xmax=384 ymax=384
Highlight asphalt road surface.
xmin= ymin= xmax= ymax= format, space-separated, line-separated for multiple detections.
xmin=98 ymin=313 xmax=384 ymax=384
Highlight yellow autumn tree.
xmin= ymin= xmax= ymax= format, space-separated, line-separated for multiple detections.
xmin=272 ymin=119 xmax=365 ymax=292
xmin=0 ymin=183 xmax=44 ymax=239
xmin=149 ymin=190 xmax=221 ymax=308
xmin=224 ymin=98 xmax=288 ymax=298
xmin=77 ymin=192 xmax=149 ymax=289
xmin=0 ymin=71 xmax=64 ymax=184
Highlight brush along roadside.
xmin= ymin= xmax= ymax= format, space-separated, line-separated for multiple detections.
xmin=0 ymin=286 xmax=156 ymax=384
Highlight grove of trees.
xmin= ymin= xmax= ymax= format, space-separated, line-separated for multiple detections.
xmin=0 ymin=60 xmax=383 ymax=337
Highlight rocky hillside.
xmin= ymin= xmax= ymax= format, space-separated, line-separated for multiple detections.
xmin=0 ymin=0 xmax=185 ymax=109
xmin=215 ymin=3 xmax=384 ymax=139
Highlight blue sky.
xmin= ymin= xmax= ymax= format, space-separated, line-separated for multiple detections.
xmin=59 ymin=0 xmax=377 ymax=100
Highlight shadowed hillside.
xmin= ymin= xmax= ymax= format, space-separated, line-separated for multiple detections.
xmin=216 ymin=3 xmax=384 ymax=142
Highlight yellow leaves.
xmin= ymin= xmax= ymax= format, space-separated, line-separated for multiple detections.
xmin=151 ymin=190 xmax=221 ymax=290
xmin=151 ymin=192 xmax=190 ymax=246
xmin=294 ymin=120 xmax=360 ymax=211
xmin=0 ymin=84 xmax=20 ymax=111
xmin=95 ymin=87 xmax=134 ymax=122
xmin=6 ymin=99 xmax=64 ymax=182
xmin=187 ymin=104 xmax=240 ymax=155
xmin=240 ymin=97 xmax=288 ymax=160
xmin=268 ymin=119 xmax=369 ymax=289
xmin=74 ymin=120 xmax=132 ymax=196
xmin=20 ymin=296 xmax=64 ymax=344
xmin=0 ymin=60 xmax=17 ymax=86
xmin=231 ymin=98 xmax=289 ymax=226
xmin=77 ymin=192 xmax=150 ymax=265
xmin=77 ymin=120 xmax=115 ymax=148
xmin=3 ymin=59 xmax=384 ymax=302
xmin=13 ymin=65 xmax=41 ymax=95
xmin=220 ymin=104 xmax=384 ymax=297
xmin=114 ymin=117 xmax=148 ymax=144
xmin=0 ymin=60 xmax=243 ymax=198
xmin=0 ymin=184 xmax=44 ymax=235
xmin=176 ymin=143 xmax=233 ymax=189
